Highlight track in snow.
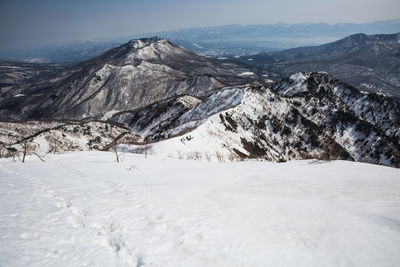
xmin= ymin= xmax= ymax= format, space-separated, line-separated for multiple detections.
xmin=1 ymin=151 xmax=400 ymax=267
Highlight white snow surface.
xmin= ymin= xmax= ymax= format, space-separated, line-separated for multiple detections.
xmin=193 ymin=43 xmax=203 ymax=49
xmin=1 ymin=151 xmax=400 ymax=267
xmin=127 ymin=39 xmax=186 ymax=62
xmin=280 ymin=72 xmax=309 ymax=96
xmin=238 ymin=72 xmax=254 ymax=76
xmin=177 ymin=95 xmax=202 ymax=109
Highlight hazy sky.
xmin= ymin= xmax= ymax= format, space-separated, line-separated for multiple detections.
xmin=1 ymin=0 xmax=399 ymax=50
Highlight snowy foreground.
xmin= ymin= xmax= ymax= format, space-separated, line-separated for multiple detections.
xmin=1 ymin=152 xmax=400 ymax=267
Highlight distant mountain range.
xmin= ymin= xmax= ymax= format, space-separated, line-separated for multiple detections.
xmin=155 ymin=19 xmax=400 ymax=55
xmin=0 ymin=37 xmax=399 ymax=167
xmin=1 ymin=19 xmax=399 ymax=65
xmin=236 ymin=32 xmax=400 ymax=100
xmin=0 ymin=61 xmax=62 ymax=96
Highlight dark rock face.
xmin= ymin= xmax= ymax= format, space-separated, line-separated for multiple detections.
xmin=267 ymin=72 xmax=400 ymax=166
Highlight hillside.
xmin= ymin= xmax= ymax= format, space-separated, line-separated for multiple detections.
xmin=0 ymin=37 xmax=254 ymax=120
xmin=0 ymin=60 xmax=62 ymax=97
xmin=1 ymin=72 xmax=399 ymax=167
xmin=238 ymin=33 xmax=400 ymax=100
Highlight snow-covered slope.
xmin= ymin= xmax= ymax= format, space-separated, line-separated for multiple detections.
xmin=1 ymin=71 xmax=399 ymax=167
xmin=111 ymin=72 xmax=400 ymax=167
xmin=1 ymin=152 xmax=399 ymax=267
xmin=0 ymin=121 xmax=140 ymax=158
xmin=0 ymin=37 xmax=253 ymax=119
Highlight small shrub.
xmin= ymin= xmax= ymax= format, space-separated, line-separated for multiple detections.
xmin=215 ymin=151 xmax=224 ymax=163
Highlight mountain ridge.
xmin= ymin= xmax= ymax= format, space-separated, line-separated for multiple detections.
xmin=0 ymin=38 xmax=399 ymax=167
xmin=105 ymin=71 xmax=399 ymax=167
xmin=0 ymin=37 xmax=254 ymax=120
xmin=2 ymin=70 xmax=398 ymax=167
xmin=2 ymin=19 xmax=399 ymax=64
xmin=237 ymin=32 xmax=400 ymax=100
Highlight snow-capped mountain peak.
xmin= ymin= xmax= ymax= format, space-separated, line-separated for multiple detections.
xmin=123 ymin=37 xmax=182 ymax=62
xmin=0 ymin=38 xmax=251 ymax=120
xmin=126 ymin=37 xmax=164 ymax=49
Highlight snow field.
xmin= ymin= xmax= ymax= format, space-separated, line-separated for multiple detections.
xmin=0 ymin=151 xmax=400 ymax=267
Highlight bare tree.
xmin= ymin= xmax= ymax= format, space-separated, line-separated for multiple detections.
xmin=113 ymin=143 xmax=120 ymax=163
xmin=19 ymin=138 xmax=44 ymax=162
xmin=215 ymin=151 xmax=226 ymax=163
xmin=0 ymin=142 xmax=3 ymax=158
xmin=21 ymin=139 xmax=32 ymax=163
xmin=101 ymin=124 xmax=133 ymax=163
xmin=109 ymin=127 xmax=120 ymax=163
xmin=48 ymin=132 xmax=61 ymax=154
xmin=143 ymin=144 xmax=148 ymax=159
xmin=142 ymin=142 xmax=152 ymax=159
xmin=110 ymin=127 xmax=119 ymax=163
xmin=53 ymin=138 xmax=58 ymax=154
